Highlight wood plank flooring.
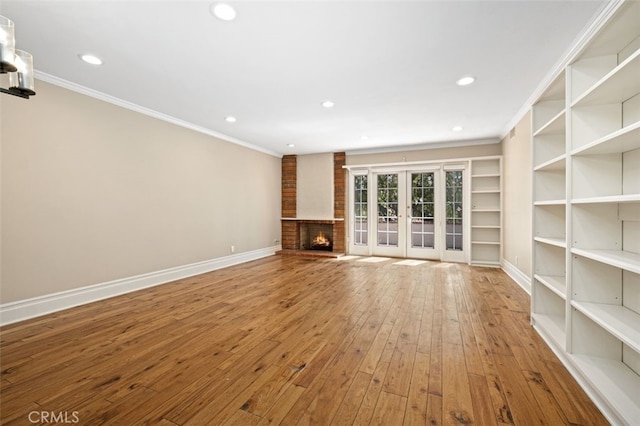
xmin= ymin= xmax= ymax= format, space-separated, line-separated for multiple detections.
xmin=0 ymin=256 xmax=608 ymax=425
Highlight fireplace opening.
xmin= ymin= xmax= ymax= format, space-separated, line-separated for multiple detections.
xmin=300 ymin=223 xmax=333 ymax=251
xmin=311 ymin=231 xmax=332 ymax=251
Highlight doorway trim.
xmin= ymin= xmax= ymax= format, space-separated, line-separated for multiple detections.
xmin=345 ymin=158 xmax=474 ymax=263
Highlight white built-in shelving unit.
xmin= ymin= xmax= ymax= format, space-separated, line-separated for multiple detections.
xmin=531 ymin=1 xmax=640 ymax=424
xmin=532 ymin=70 xmax=568 ymax=352
xmin=470 ymin=157 xmax=502 ymax=266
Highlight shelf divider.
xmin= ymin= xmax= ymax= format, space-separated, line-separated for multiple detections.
xmin=571 ymin=248 xmax=640 ymax=274
xmin=534 ymin=274 xmax=566 ymax=299
xmin=534 ymin=236 xmax=567 ymax=248
xmin=571 ymin=121 xmax=640 ymax=156
xmin=571 ymin=48 xmax=640 ymax=107
xmin=571 ymin=301 xmax=640 ymax=352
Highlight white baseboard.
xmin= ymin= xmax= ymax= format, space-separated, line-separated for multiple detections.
xmin=501 ymin=259 xmax=531 ymax=295
xmin=0 ymin=245 xmax=281 ymax=326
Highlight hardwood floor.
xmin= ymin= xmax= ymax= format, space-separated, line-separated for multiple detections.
xmin=0 ymin=256 xmax=607 ymax=425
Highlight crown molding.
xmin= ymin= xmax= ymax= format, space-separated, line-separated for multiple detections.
xmin=345 ymin=137 xmax=500 ymax=156
xmin=34 ymin=71 xmax=283 ymax=158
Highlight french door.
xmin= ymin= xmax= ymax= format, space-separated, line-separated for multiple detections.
xmin=441 ymin=167 xmax=466 ymax=263
xmin=407 ymin=170 xmax=438 ymax=259
xmin=371 ymin=172 xmax=405 ymax=257
xmin=349 ymin=165 xmax=466 ymax=262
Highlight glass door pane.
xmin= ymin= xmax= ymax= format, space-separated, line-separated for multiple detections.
xmin=445 ymin=170 xmax=463 ymax=251
xmin=377 ymin=174 xmax=399 ymax=247
xmin=410 ymin=172 xmax=435 ymax=249
xmin=353 ymin=175 xmax=368 ymax=246
xmin=406 ymin=171 xmax=439 ymax=260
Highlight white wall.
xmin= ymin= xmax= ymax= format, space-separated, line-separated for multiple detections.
xmin=1 ymin=81 xmax=282 ymax=303
xmin=501 ymin=111 xmax=532 ymax=279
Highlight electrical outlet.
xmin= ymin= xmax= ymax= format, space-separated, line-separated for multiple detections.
xmin=231 ymin=245 xmax=235 ymax=253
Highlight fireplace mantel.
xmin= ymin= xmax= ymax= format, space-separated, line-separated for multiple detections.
xmin=281 ymin=218 xmax=345 ymax=223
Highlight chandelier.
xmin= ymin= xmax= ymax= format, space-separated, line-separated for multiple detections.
xmin=1 ymin=15 xmax=36 ymax=99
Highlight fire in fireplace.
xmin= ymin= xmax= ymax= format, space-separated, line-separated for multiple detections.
xmin=311 ymin=231 xmax=332 ymax=251
xmin=300 ymin=223 xmax=334 ymax=251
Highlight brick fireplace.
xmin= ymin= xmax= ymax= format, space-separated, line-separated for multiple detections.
xmin=280 ymin=152 xmax=345 ymax=256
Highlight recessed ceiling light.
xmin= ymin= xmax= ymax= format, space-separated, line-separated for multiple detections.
xmin=225 ymin=116 xmax=237 ymax=123
xmin=287 ymin=143 xmax=295 ymax=148
xmin=456 ymin=76 xmax=475 ymax=86
xmin=321 ymin=100 xmax=335 ymax=108
xmin=211 ymin=3 xmax=236 ymax=21
xmin=452 ymin=126 xmax=463 ymax=132
xmin=79 ymin=54 xmax=102 ymax=65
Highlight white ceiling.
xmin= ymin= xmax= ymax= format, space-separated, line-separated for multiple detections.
xmin=3 ymin=0 xmax=607 ymax=156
